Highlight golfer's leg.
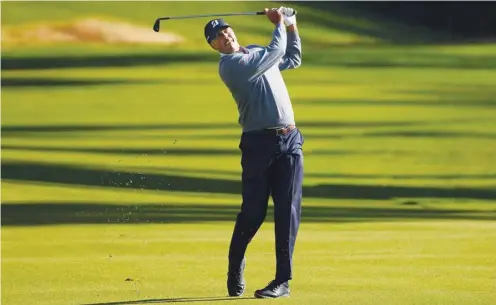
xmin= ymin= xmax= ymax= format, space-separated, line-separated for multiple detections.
xmin=228 ymin=135 xmax=272 ymax=272
xmin=271 ymin=130 xmax=304 ymax=282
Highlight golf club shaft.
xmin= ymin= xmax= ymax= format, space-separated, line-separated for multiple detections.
xmin=157 ymin=11 xmax=265 ymax=21
xmin=153 ymin=9 xmax=296 ymax=32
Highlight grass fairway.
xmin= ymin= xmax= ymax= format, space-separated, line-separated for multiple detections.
xmin=2 ymin=1 xmax=496 ymax=305
xmin=3 ymin=61 xmax=496 ymax=305
xmin=2 ymin=191 xmax=495 ymax=305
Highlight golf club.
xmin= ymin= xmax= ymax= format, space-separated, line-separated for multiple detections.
xmin=153 ymin=9 xmax=296 ymax=32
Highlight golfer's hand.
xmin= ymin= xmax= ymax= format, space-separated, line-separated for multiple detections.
xmin=265 ymin=8 xmax=283 ymax=25
xmin=279 ymin=6 xmax=297 ymax=27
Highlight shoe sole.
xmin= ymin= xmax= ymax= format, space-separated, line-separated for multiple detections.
xmin=254 ymin=291 xmax=290 ymax=299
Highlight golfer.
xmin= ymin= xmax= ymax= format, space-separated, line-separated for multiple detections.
xmin=204 ymin=7 xmax=304 ymax=299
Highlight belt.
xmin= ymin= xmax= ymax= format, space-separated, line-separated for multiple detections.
xmin=264 ymin=124 xmax=295 ymax=135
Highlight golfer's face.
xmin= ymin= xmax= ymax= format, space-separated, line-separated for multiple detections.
xmin=214 ymin=27 xmax=238 ymax=53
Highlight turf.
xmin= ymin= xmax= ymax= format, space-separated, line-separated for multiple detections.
xmin=2 ymin=1 xmax=496 ymax=305
xmin=2 ymin=195 xmax=495 ymax=305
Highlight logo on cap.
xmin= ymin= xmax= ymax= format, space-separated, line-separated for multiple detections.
xmin=205 ymin=18 xmax=230 ymax=44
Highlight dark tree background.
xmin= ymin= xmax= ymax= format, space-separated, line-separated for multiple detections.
xmin=293 ymin=1 xmax=496 ymax=42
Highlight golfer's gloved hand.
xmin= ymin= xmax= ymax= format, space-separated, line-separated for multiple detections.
xmin=279 ymin=6 xmax=297 ymax=26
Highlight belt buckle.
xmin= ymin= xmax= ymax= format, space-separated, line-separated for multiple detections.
xmin=276 ymin=125 xmax=290 ymax=135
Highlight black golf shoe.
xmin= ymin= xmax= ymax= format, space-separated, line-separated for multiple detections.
xmin=227 ymin=259 xmax=245 ymax=297
xmin=254 ymin=280 xmax=290 ymax=298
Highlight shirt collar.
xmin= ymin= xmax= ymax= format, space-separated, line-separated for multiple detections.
xmin=220 ymin=46 xmax=249 ymax=57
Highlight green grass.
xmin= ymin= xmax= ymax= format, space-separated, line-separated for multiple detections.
xmin=3 ymin=59 xmax=495 ymax=304
xmin=2 ymin=2 xmax=496 ymax=305
xmin=2 ymin=201 xmax=495 ymax=305
xmin=2 ymin=61 xmax=496 ymax=304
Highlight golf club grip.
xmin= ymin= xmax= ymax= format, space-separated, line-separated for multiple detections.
xmin=257 ymin=9 xmax=297 ymax=16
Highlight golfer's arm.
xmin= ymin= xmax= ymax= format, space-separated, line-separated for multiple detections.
xmin=238 ymin=23 xmax=287 ymax=81
xmin=279 ymin=25 xmax=302 ymax=70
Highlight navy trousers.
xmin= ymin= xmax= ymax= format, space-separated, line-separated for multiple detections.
xmin=228 ymin=127 xmax=304 ymax=283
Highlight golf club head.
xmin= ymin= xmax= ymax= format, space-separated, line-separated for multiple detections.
xmin=153 ymin=19 xmax=160 ymax=32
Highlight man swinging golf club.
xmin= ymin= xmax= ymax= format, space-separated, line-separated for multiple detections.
xmin=204 ymin=7 xmax=304 ymax=299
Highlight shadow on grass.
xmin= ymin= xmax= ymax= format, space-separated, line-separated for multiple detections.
xmin=0 ymin=77 xmax=343 ymax=89
xmin=81 ymin=296 xmax=256 ymax=305
xmin=0 ymin=119 xmax=436 ymax=141
xmin=4 ymin=121 xmax=496 ymax=146
xmin=0 ymin=52 xmax=217 ymax=71
xmin=0 ymin=77 xmax=162 ymax=88
xmin=3 ymin=52 xmax=496 ymax=70
xmin=364 ymin=130 xmax=496 ymax=140
xmin=302 ymin=98 xmax=496 ymax=108
xmin=2 ymin=201 xmax=495 ymax=227
xmin=0 ymin=118 xmax=477 ymax=135
xmin=2 ymin=160 xmax=496 ymax=201
xmin=6 ymin=132 xmax=494 ymax=141
xmin=1 ymin=123 xmax=238 ymax=134
xmin=1 ymin=144 xmax=414 ymax=156
xmin=308 ymin=53 xmax=496 ymax=69
xmin=1 ymin=145 xmax=242 ymax=156
xmin=126 ymin=166 xmax=496 ymax=182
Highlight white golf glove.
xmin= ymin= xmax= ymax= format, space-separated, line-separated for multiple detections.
xmin=279 ymin=6 xmax=297 ymax=26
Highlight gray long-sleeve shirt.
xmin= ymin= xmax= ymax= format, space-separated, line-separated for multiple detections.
xmin=218 ymin=23 xmax=302 ymax=132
